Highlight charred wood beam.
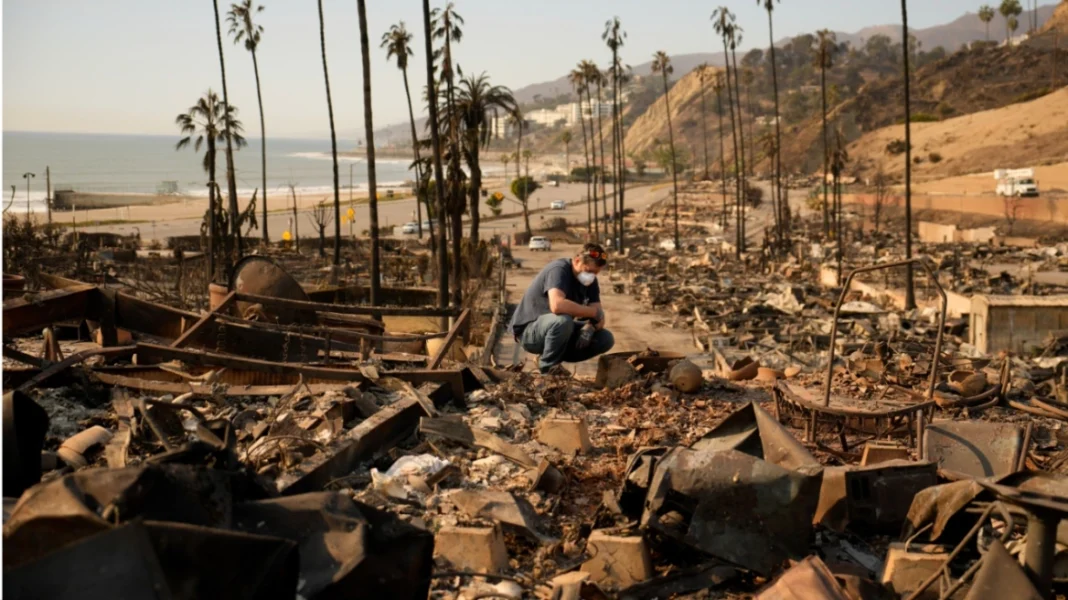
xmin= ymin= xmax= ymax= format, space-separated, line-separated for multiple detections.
xmin=2 ymin=285 xmax=96 ymax=337
xmin=16 ymin=346 xmax=136 ymax=393
xmin=429 ymin=309 xmax=470 ymax=369
xmin=276 ymin=393 xmax=429 ymax=495
xmin=132 ymin=343 xmax=467 ymax=399
xmin=171 ymin=292 xmax=237 ymax=349
xmin=234 ymin=292 xmax=461 ymax=318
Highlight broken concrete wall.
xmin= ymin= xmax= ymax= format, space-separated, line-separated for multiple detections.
xmin=970 ymin=294 xmax=1068 ymax=354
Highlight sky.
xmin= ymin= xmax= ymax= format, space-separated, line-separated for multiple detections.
xmin=2 ymin=0 xmax=1018 ymax=140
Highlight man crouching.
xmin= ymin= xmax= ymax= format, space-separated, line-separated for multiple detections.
xmin=508 ymin=243 xmax=615 ymax=374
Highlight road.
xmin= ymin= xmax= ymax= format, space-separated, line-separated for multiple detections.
xmin=79 ymin=181 xmax=670 ymax=244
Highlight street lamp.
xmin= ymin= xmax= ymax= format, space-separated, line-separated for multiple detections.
xmin=22 ymin=172 xmax=35 ymax=222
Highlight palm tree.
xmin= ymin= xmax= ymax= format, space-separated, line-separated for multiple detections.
xmin=1000 ymin=0 xmax=1023 ymax=44
xmin=587 ymin=64 xmax=611 ymax=243
xmin=569 ymin=66 xmax=594 ymax=236
xmin=559 ymin=131 xmax=573 ymax=181
xmin=979 ymin=5 xmax=996 ymax=41
xmin=759 ymin=0 xmax=787 ymax=245
xmin=500 ymin=153 xmax=511 ymax=178
xmin=176 ymin=90 xmax=246 ymax=281
xmin=431 ymin=2 xmax=465 ymax=305
xmin=714 ymin=72 xmax=729 ymax=230
xmin=713 ymin=7 xmax=744 ymax=258
xmin=651 ymin=51 xmax=680 ymax=251
xmin=603 ymin=17 xmax=627 ymax=253
xmin=1008 ymin=15 xmax=1020 ymax=41
xmin=697 ymin=63 xmax=712 ymax=180
xmin=815 ymin=29 xmax=836 ymax=239
xmin=509 ymin=112 xmax=532 ymax=236
xmin=316 ymin=0 xmax=342 ymax=265
xmin=382 ymin=22 xmax=425 ymax=240
xmin=902 ymin=0 xmax=915 ymax=310
xmin=577 ymin=62 xmax=601 ymax=240
xmin=831 ymin=127 xmax=848 ymax=284
xmin=227 ymin=0 xmax=268 ymax=245
xmin=356 ymin=0 xmax=380 ymax=303
xmin=422 ymin=0 xmax=448 ymax=310
xmin=743 ymin=67 xmax=756 ymax=178
xmin=447 ymin=73 xmax=518 ymax=249
xmin=729 ymin=24 xmax=748 ymax=252
xmin=212 ymin=0 xmax=242 ymax=258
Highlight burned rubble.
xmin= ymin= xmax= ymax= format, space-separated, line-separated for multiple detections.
xmin=6 ymin=203 xmax=1068 ymax=600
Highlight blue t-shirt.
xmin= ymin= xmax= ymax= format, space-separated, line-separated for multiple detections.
xmin=509 ymin=258 xmax=600 ymax=336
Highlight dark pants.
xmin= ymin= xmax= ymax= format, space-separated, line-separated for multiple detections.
xmin=519 ymin=313 xmax=615 ymax=372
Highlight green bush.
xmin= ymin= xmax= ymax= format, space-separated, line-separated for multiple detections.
xmin=936 ymin=102 xmax=956 ymax=118
xmin=910 ymin=113 xmax=939 ymax=123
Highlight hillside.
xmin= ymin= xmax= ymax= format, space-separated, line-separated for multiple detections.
xmin=623 ymin=68 xmax=724 ymax=160
xmin=777 ymin=43 xmax=1068 ymax=175
xmin=1038 ymin=0 xmax=1068 ymax=34
xmin=846 ymin=86 xmax=1068 ymax=181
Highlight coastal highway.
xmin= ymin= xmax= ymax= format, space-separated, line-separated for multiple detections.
xmin=77 ymin=181 xmax=670 ymax=245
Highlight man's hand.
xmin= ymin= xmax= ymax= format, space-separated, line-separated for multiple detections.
xmin=593 ymin=306 xmax=606 ymax=329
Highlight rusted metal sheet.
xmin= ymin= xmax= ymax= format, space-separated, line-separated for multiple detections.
xmin=2 ymin=284 xmax=96 ymax=336
xmin=630 ymin=403 xmax=824 ymax=575
xmin=232 ymin=492 xmax=433 ymax=599
xmin=903 ymin=479 xmax=985 ymax=542
xmin=923 ymin=420 xmax=1024 ymax=479
xmin=755 ymin=555 xmax=855 ymax=600
xmin=641 ymin=446 xmax=823 ymax=576
xmin=965 ymin=539 xmax=1043 ymax=600
xmin=2 ymin=391 xmax=50 ymax=498
xmin=843 ymin=460 xmax=938 ymax=531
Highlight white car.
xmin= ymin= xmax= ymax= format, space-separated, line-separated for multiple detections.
xmin=401 ymin=222 xmax=418 ymax=234
xmin=528 ymin=236 xmax=552 ymax=251
xmin=550 ymin=200 xmax=567 ymax=210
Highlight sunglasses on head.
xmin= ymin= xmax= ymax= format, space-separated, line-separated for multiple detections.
xmin=585 ymin=249 xmax=608 ymax=265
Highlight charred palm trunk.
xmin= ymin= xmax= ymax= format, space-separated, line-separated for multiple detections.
xmin=207 ymin=139 xmax=217 ymax=280
xmin=767 ymin=8 xmax=787 ymax=246
xmin=422 ymin=0 xmax=449 ymax=312
xmin=402 ymin=67 xmax=424 ymax=240
xmin=578 ymin=90 xmax=593 ymax=236
xmin=213 ymin=0 xmax=242 ymax=264
xmin=717 ymin=85 xmax=728 ymax=231
xmin=584 ymin=87 xmax=600 ymax=241
xmin=251 ymin=49 xmax=268 ymax=245
xmin=594 ymin=80 xmax=609 ymax=245
xmin=722 ymin=37 xmax=742 ymax=259
xmin=903 ymin=0 xmax=916 ymax=310
xmin=662 ymin=70 xmax=680 ymax=251
xmin=731 ymin=44 xmax=747 ymax=253
xmin=820 ymin=57 xmax=830 ymax=239
xmin=357 ymin=0 xmax=380 ymax=305
xmin=316 ymin=0 xmax=342 ymax=268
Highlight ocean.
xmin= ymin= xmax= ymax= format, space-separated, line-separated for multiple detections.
xmin=2 ymin=131 xmax=415 ymax=213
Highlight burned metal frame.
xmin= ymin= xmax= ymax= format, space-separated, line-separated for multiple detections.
xmin=773 ymin=260 xmax=947 ymax=448
xmin=824 ymin=259 xmax=948 ymax=406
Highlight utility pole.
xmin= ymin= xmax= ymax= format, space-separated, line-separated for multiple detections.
xmin=45 ymin=167 xmax=52 ymax=225
xmin=22 ymin=172 xmax=35 ymax=223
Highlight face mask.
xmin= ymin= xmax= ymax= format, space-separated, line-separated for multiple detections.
xmin=577 ymin=272 xmax=597 ymax=286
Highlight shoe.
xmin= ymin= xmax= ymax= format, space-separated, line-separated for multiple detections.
xmin=539 ymin=364 xmax=572 ymax=378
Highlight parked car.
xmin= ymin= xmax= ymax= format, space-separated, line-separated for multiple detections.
xmin=422 ymin=220 xmax=433 ymax=230
xmin=401 ymin=222 xmax=418 ymax=234
xmin=550 ymin=200 xmax=567 ymax=210
xmin=528 ymin=236 xmax=552 ymax=251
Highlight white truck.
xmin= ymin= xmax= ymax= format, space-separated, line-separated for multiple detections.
xmin=995 ymin=168 xmax=1039 ymax=197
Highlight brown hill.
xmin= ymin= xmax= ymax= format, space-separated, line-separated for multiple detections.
xmin=846 ymin=86 xmax=1068 ymax=182
xmin=1038 ymin=0 xmax=1068 ymax=34
xmin=623 ymin=67 xmax=727 ymax=160
xmin=779 ymin=43 xmax=1068 ymax=175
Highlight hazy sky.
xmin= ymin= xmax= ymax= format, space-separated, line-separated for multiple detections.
xmin=3 ymin=0 xmax=1011 ymax=139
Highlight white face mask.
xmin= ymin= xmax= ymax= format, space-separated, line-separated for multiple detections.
xmin=577 ymin=272 xmax=597 ymax=286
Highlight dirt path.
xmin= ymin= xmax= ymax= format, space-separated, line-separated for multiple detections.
xmin=499 ymin=242 xmax=696 ymax=377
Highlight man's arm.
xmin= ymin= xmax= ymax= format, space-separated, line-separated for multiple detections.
xmin=548 ymin=288 xmax=600 ymax=320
